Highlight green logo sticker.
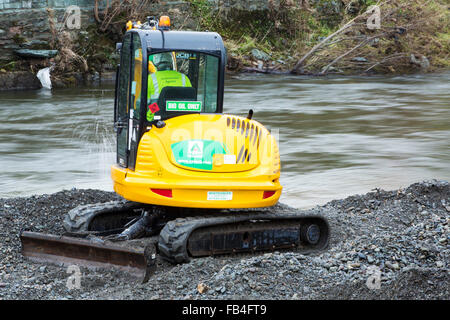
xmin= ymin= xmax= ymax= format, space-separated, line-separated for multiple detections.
xmin=171 ymin=139 xmax=226 ymax=170
xmin=166 ymin=101 xmax=202 ymax=112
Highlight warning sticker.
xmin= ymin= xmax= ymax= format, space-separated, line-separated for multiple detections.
xmin=148 ymin=102 xmax=160 ymax=114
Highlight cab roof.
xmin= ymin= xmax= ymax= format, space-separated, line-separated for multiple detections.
xmin=134 ymin=30 xmax=225 ymax=53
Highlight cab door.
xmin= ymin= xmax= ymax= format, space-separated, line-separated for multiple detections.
xmin=128 ymin=34 xmax=144 ymax=170
xmin=114 ymin=32 xmax=144 ymax=170
xmin=115 ymin=33 xmax=132 ymax=167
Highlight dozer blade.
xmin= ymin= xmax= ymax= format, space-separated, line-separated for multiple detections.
xmin=20 ymin=231 xmax=154 ymax=282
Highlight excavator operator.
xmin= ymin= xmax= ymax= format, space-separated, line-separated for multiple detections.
xmin=147 ymin=52 xmax=192 ymax=121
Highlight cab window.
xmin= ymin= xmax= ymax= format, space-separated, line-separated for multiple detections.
xmin=117 ymin=34 xmax=131 ymax=118
xmin=197 ymin=54 xmax=219 ymax=113
xmin=131 ymin=35 xmax=142 ymax=119
xmin=146 ymin=51 xmax=219 ymax=120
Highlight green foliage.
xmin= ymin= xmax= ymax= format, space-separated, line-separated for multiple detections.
xmin=12 ymin=34 xmax=27 ymax=45
xmin=307 ymin=16 xmax=336 ymax=43
xmin=310 ymin=0 xmax=344 ymax=28
xmin=0 ymin=61 xmax=17 ymax=72
xmin=187 ymin=0 xmax=319 ymax=64
xmin=75 ymin=25 xmax=119 ymax=73
xmin=346 ymin=0 xmax=378 ymax=14
xmin=186 ymin=0 xmax=223 ymax=32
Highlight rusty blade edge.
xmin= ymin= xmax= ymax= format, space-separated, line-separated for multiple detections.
xmin=20 ymin=231 xmax=149 ymax=281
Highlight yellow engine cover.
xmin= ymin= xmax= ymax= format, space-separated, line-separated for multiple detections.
xmin=111 ymin=114 xmax=281 ymax=208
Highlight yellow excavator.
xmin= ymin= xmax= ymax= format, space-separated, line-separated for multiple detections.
xmin=20 ymin=16 xmax=329 ymax=276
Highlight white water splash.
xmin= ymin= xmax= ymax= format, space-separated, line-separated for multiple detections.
xmin=37 ymin=67 xmax=52 ymax=89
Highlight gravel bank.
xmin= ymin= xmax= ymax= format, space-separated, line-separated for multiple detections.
xmin=0 ymin=180 xmax=448 ymax=300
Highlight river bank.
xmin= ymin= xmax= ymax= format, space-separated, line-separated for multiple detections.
xmin=0 ymin=180 xmax=448 ymax=299
xmin=0 ymin=0 xmax=448 ymax=90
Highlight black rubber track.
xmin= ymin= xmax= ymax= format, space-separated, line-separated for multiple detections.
xmin=158 ymin=205 xmax=330 ymax=264
xmin=63 ymin=200 xmax=145 ymax=232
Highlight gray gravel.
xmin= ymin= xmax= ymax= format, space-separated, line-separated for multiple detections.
xmin=0 ymin=180 xmax=448 ymax=300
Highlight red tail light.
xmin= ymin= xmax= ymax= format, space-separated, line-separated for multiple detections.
xmin=263 ymin=191 xmax=276 ymax=199
xmin=151 ymin=188 xmax=173 ymax=198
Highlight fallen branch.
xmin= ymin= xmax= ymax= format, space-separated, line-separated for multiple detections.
xmin=363 ymin=53 xmax=408 ymax=73
xmin=94 ymin=0 xmax=102 ymax=24
xmin=320 ymin=34 xmax=384 ymax=74
xmin=291 ymin=22 xmax=355 ymax=73
xmin=241 ymin=66 xmax=289 ymax=74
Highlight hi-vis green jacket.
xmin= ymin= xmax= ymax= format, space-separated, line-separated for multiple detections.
xmin=147 ymin=70 xmax=192 ymax=120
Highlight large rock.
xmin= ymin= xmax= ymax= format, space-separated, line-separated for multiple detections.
xmin=0 ymin=71 xmax=42 ymax=91
xmin=21 ymin=40 xmax=51 ymax=50
xmin=251 ymin=48 xmax=270 ymax=61
xmin=410 ymin=54 xmax=430 ymax=70
xmin=14 ymin=49 xmax=58 ymax=59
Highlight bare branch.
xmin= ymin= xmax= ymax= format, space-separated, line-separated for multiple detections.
xmin=291 ymin=22 xmax=355 ymax=73
xmin=363 ymin=53 xmax=409 ymax=73
xmin=320 ymin=34 xmax=386 ymax=74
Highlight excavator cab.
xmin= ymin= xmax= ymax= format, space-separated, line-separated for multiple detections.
xmin=112 ymin=17 xmax=282 ymax=208
xmin=114 ymin=23 xmax=226 ymax=171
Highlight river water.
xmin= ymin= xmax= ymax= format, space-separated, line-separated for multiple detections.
xmin=1 ymin=73 xmax=449 ymax=208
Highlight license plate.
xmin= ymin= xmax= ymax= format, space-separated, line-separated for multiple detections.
xmin=207 ymin=191 xmax=233 ymax=201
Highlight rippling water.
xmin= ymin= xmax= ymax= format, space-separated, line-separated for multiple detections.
xmin=1 ymin=73 xmax=449 ymax=208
